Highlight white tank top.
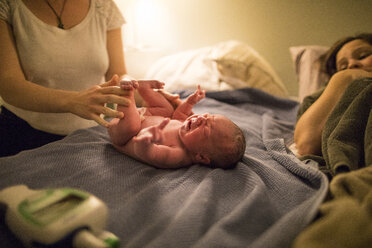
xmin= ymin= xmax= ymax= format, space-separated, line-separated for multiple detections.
xmin=0 ymin=0 xmax=125 ymax=135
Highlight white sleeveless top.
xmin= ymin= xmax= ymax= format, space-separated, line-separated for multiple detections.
xmin=0 ymin=0 xmax=125 ymax=135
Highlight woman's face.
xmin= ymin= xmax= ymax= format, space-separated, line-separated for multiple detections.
xmin=336 ymin=39 xmax=372 ymax=72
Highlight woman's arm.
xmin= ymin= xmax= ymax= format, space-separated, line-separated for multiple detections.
xmin=0 ymin=21 xmax=129 ymax=127
xmin=294 ymin=69 xmax=372 ymax=156
xmin=105 ymin=28 xmax=127 ymax=81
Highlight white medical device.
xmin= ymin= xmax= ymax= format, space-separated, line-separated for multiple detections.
xmin=0 ymin=185 xmax=119 ymax=248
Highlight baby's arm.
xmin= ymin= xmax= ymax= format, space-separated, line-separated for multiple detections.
xmin=172 ymin=85 xmax=205 ymax=121
xmin=107 ymin=81 xmax=141 ymax=146
xmin=136 ymin=80 xmax=174 ymax=117
xmin=126 ymin=119 xmax=188 ymax=168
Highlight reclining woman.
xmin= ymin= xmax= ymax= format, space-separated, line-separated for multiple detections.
xmin=294 ymin=33 xmax=372 ymax=156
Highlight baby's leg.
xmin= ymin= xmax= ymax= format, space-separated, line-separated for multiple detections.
xmin=137 ymin=80 xmax=174 ymax=117
xmin=108 ymin=82 xmax=141 ymax=146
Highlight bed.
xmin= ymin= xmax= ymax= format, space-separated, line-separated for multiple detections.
xmin=0 ymin=40 xmax=369 ymax=247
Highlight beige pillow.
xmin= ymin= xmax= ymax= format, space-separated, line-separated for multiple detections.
xmin=211 ymin=41 xmax=289 ymax=98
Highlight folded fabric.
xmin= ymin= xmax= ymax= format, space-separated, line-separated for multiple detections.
xmin=293 ymin=78 xmax=372 ymax=248
xmin=297 ymin=78 xmax=372 ymax=178
xmin=322 ymin=78 xmax=372 ymax=175
xmin=292 ymin=165 xmax=372 ymax=248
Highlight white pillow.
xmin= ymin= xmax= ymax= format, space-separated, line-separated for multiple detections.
xmin=145 ymin=40 xmax=288 ymax=97
xmin=144 ymin=45 xmax=226 ymax=92
xmin=289 ymin=46 xmax=330 ymax=102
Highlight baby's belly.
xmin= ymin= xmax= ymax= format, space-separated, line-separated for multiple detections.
xmin=141 ymin=117 xmax=183 ymax=147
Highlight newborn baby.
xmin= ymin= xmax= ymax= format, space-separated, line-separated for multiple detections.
xmin=108 ymin=81 xmax=246 ymax=169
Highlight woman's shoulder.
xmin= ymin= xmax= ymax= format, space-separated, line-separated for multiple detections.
xmin=93 ymin=0 xmax=125 ymax=29
xmin=94 ymin=0 xmax=122 ymax=18
xmin=95 ymin=0 xmax=118 ymax=8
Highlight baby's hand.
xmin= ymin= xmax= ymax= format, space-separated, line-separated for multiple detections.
xmin=120 ymin=80 xmax=139 ymax=90
xmin=133 ymin=118 xmax=170 ymax=144
xmin=186 ymin=85 xmax=206 ymax=105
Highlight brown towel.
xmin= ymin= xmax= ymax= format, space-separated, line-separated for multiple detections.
xmin=292 ymin=166 xmax=372 ymax=248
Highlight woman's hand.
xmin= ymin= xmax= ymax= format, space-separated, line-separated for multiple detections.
xmin=329 ymin=69 xmax=372 ymax=87
xmin=66 ymin=75 xmax=131 ymax=127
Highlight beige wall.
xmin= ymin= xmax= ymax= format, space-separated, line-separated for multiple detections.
xmin=116 ymin=0 xmax=372 ymax=96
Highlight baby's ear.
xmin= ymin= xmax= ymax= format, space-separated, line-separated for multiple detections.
xmin=194 ymin=153 xmax=210 ymax=165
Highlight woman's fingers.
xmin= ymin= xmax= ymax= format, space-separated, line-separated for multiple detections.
xmin=99 ymin=94 xmax=130 ymax=106
xmin=91 ymin=106 xmax=125 ymax=127
xmin=86 ymin=85 xmax=131 ymax=106
xmin=101 ymin=106 xmax=124 ymax=119
xmin=99 ymin=85 xmax=130 ymax=96
xmin=91 ymin=114 xmax=110 ymax=127
xmin=100 ymin=74 xmax=119 ymax=87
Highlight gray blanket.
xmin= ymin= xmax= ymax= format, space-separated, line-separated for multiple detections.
xmin=0 ymin=88 xmax=328 ymax=248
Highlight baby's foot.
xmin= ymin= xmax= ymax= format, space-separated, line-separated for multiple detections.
xmin=120 ymin=80 xmax=138 ymax=91
xmin=137 ymin=80 xmax=165 ymax=90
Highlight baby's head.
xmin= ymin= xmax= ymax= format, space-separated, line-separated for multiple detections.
xmin=179 ymin=114 xmax=246 ymax=169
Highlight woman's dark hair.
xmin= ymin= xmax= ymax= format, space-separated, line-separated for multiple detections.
xmin=321 ymin=33 xmax=372 ymax=77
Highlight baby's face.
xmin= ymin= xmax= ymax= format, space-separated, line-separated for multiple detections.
xmin=178 ymin=113 xmax=234 ymax=156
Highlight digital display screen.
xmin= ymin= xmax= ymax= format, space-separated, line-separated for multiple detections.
xmin=31 ymin=195 xmax=84 ymax=225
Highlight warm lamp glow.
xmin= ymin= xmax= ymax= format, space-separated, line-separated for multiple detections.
xmin=115 ymin=0 xmax=171 ymax=49
xmin=134 ymin=0 xmax=164 ymax=45
xmin=135 ymin=0 xmax=160 ymax=27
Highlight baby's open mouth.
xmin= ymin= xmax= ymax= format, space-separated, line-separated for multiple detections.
xmin=187 ymin=120 xmax=192 ymax=130
xmin=185 ymin=117 xmax=196 ymax=131
xmin=187 ymin=118 xmax=197 ymax=130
